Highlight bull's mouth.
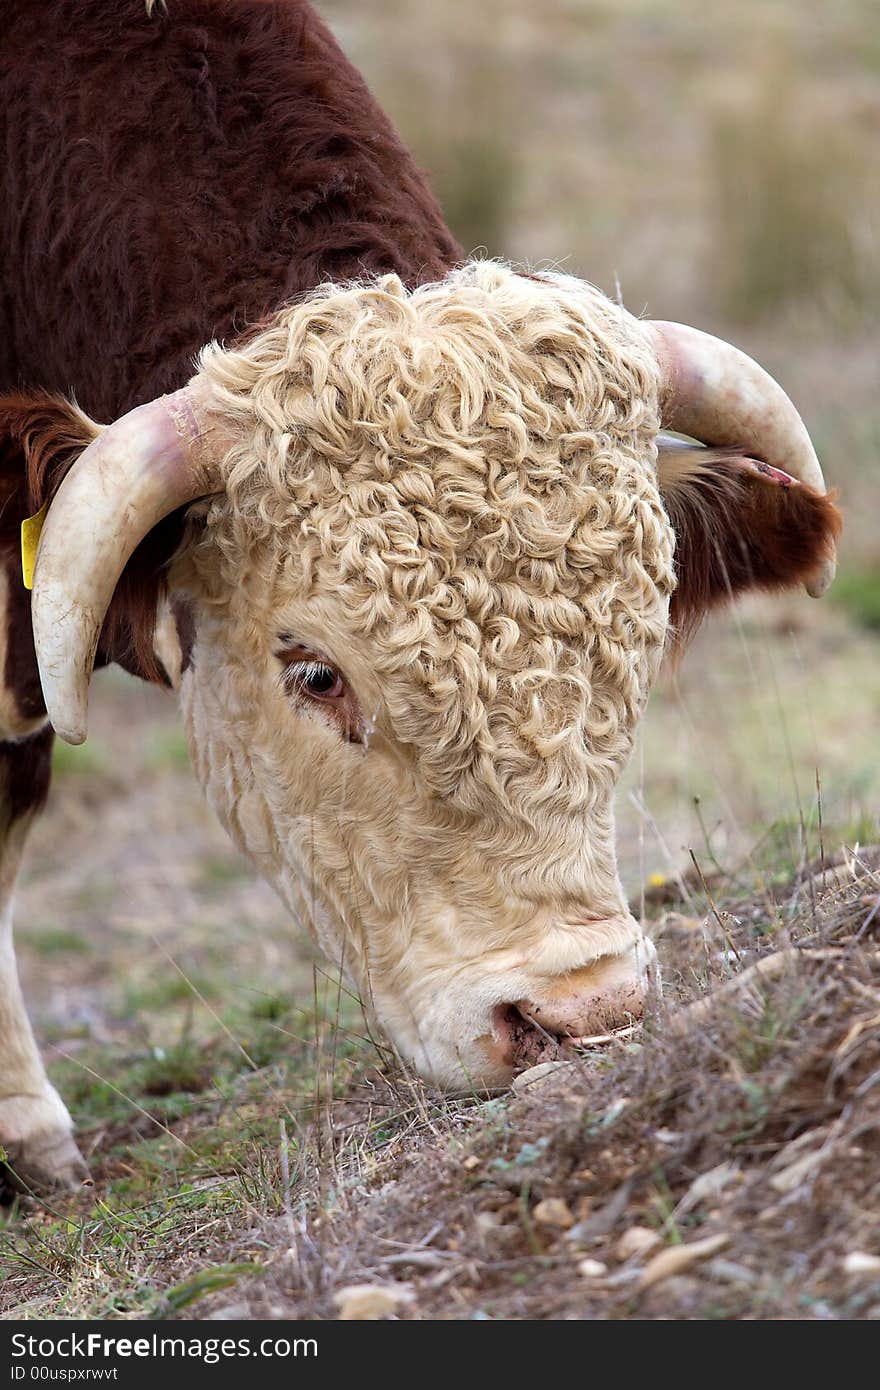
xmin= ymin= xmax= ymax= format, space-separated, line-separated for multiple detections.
xmin=491 ymin=1002 xmax=638 ymax=1071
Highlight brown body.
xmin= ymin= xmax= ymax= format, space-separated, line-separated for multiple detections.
xmin=1 ymin=0 xmax=458 ymax=416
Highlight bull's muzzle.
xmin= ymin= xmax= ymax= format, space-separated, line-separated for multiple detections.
xmin=486 ymin=940 xmax=658 ymax=1074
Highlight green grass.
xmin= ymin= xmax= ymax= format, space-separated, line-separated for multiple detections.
xmin=731 ymin=988 xmax=810 ymax=1073
xmin=161 ymin=1263 xmax=263 ymax=1315
xmin=0 ymin=1181 xmax=263 ymax=1319
xmin=145 ymin=729 xmax=191 ymax=773
xmin=23 ymin=925 xmax=93 ymax=957
xmin=134 ymin=1040 xmax=216 ymax=1099
xmin=51 ymin=739 xmax=108 ymax=778
xmin=0 ymin=967 xmax=381 ymax=1317
xmin=751 ymin=810 xmax=878 ymax=876
xmin=121 ymin=972 xmax=218 ymax=1015
xmin=832 ymin=567 xmax=880 ymax=633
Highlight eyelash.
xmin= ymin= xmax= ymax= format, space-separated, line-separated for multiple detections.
xmin=283 ymin=659 xmax=344 ymax=700
xmin=277 ymin=643 xmax=363 ymax=744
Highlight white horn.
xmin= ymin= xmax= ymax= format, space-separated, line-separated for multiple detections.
xmin=649 ymin=320 xmax=836 ymax=597
xmin=31 ymin=386 xmax=222 ymax=744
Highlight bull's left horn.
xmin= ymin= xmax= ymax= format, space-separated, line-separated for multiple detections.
xmin=649 ymin=320 xmax=836 ymax=597
xmin=31 ymin=386 xmax=222 ymax=745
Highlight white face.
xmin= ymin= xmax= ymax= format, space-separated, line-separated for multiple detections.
xmin=173 ymin=262 xmax=675 ymax=1088
xmin=177 ymin=518 xmax=667 ymax=1089
xmin=180 ymin=605 xmax=661 ymax=1089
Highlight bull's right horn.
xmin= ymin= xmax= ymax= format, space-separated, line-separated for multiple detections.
xmin=31 ymin=385 xmax=224 ymax=745
xmin=649 ymin=320 xmax=836 ymax=598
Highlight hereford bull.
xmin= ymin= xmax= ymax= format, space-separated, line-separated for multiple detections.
xmin=0 ymin=0 xmax=839 ymax=1192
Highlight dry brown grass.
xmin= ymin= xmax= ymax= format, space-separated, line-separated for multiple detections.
xmin=234 ymin=852 xmax=880 ymax=1321
xmin=8 ymin=820 xmax=878 ymax=1319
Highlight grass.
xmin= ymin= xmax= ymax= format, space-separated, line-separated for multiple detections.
xmin=295 ymin=863 xmax=877 ymax=1320
xmin=4 ymin=593 xmax=878 ymax=1321
xmin=121 ymin=973 xmax=218 ymax=1015
xmin=51 ymin=739 xmax=108 ymax=779
xmin=0 ymin=1183 xmax=263 ymax=1319
xmin=1 ymin=952 xmax=386 ymax=1317
xmin=4 ymin=817 xmax=879 ymax=1319
xmin=194 ymin=856 xmax=251 ymax=894
xmin=833 ymin=567 xmax=880 ymax=633
xmin=23 ymin=925 xmax=93 ymax=958
xmin=145 ymin=729 xmax=192 ymax=773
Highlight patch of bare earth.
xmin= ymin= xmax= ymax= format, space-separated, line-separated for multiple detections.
xmin=64 ymin=848 xmax=871 ymax=1323
xmin=193 ymin=850 xmax=878 ymax=1321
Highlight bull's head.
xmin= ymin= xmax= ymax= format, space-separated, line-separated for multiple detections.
xmin=28 ymin=264 xmax=839 ymax=1087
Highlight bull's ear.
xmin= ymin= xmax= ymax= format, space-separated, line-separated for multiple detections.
xmin=0 ymin=390 xmax=101 ymax=513
xmin=0 ymin=391 xmax=178 ymax=689
xmin=657 ymin=436 xmax=842 ymax=649
xmin=28 ymin=384 xmax=222 ymax=740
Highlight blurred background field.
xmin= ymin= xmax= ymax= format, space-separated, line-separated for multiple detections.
xmin=3 ymin=0 xmax=878 ymax=1318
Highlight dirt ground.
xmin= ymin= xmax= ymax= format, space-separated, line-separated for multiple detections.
xmin=2 ymin=600 xmax=878 ymax=1320
xmin=246 ymin=862 xmax=880 ymax=1322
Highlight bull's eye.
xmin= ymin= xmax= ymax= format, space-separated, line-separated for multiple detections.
xmin=284 ymin=658 xmax=345 ymax=702
xmin=276 ymin=640 xmax=362 ymax=742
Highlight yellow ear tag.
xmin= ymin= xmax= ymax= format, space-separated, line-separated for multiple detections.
xmin=21 ymin=502 xmax=48 ymax=591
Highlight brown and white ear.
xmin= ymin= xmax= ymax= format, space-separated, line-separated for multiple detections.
xmin=0 ymin=391 xmax=200 ymax=695
xmin=649 ymin=320 xmax=837 ymax=597
xmin=656 ymin=436 xmax=842 ymax=647
xmin=29 ymin=382 xmax=224 ymax=741
xmin=0 ymin=390 xmax=101 ymax=511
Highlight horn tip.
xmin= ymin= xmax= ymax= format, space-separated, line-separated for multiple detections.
xmin=805 ymin=556 xmax=837 ymax=599
xmin=41 ymin=680 xmax=89 ymax=745
xmin=52 ymin=720 xmax=88 ymax=747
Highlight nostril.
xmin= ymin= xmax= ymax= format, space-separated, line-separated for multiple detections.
xmin=514 ymin=1005 xmax=559 ymax=1047
xmin=490 ymin=993 xmax=642 ymax=1075
xmin=493 ymin=1003 xmax=566 ymax=1070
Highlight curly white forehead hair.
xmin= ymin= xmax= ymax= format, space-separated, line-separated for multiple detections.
xmin=194 ymin=260 xmax=676 ymax=825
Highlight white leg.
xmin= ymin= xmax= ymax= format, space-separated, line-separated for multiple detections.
xmin=0 ymin=735 xmax=88 ymax=1192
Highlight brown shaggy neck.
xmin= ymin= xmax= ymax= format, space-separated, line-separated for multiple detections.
xmin=2 ymin=0 xmax=460 ymax=420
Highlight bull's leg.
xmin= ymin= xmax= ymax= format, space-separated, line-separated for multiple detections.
xmin=0 ymin=728 xmax=88 ymax=1192
xmin=0 ymin=425 xmax=92 ymax=1192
